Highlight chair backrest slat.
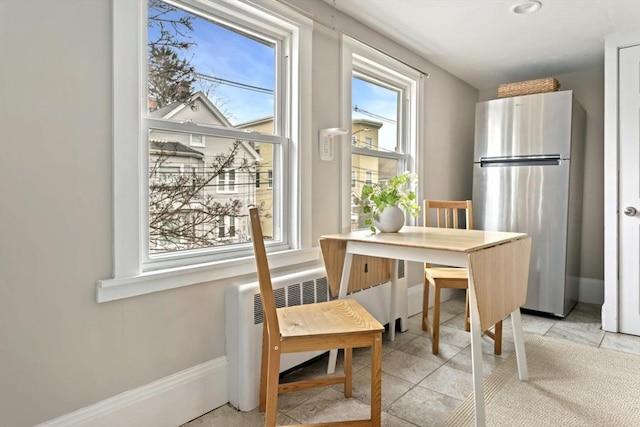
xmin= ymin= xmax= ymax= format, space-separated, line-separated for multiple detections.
xmin=424 ymin=199 xmax=473 ymax=230
xmin=249 ymin=207 xmax=280 ymax=339
xmin=424 ymin=200 xmax=473 ymax=268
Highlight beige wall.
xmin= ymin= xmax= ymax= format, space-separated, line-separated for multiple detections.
xmin=479 ymin=65 xmax=605 ymax=282
xmin=0 ymin=1 xmax=491 ymax=426
xmin=0 ymin=1 xmax=226 ymax=426
xmin=1 ymin=1 xmax=606 ymax=425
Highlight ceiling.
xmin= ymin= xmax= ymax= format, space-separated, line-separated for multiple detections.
xmin=326 ymin=0 xmax=640 ymax=89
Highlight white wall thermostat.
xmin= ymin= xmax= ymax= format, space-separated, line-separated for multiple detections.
xmin=318 ymin=128 xmax=348 ymax=161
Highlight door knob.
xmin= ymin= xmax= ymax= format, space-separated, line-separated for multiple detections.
xmin=624 ymin=206 xmax=637 ymax=216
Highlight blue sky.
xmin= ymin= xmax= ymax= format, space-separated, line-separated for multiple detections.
xmin=187 ymin=18 xmax=275 ymax=125
xmin=352 ymin=77 xmax=398 ymax=152
xmin=148 ymin=1 xmax=398 ymax=149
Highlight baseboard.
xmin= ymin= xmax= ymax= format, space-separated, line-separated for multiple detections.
xmin=36 ymin=357 xmax=228 ymax=427
xmin=578 ymin=277 xmax=604 ymax=305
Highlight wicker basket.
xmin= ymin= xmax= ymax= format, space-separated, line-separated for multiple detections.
xmin=498 ymin=77 xmax=560 ymax=98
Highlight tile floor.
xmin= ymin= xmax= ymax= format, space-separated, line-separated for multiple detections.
xmin=182 ymin=293 xmax=640 ymax=427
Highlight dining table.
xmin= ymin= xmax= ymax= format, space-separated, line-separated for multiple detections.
xmin=320 ymin=226 xmax=532 ymax=427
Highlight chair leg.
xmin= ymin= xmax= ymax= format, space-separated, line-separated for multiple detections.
xmin=264 ymin=341 xmax=281 ymax=427
xmin=370 ymin=333 xmax=382 ymax=427
xmin=422 ymin=276 xmax=430 ymax=332
xmin=432 ymin=286 xmax=441 ymax=354
xmin=493 ymin=320 xmax=503 ymax=355
xmin=259 ymin=324 xmax=269 ymax=412
xmin=344 ymin=348 xmax=352 ymax=397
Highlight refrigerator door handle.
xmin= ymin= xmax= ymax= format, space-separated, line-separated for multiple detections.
xmin=479 ymin=154 xmax=561 ymax=167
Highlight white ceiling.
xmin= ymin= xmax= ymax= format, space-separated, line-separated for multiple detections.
xmin=326 ymin=0 xmax=640 ymax=89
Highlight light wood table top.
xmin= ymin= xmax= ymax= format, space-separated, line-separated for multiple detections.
xmin=322 ymin=226 xmax=527 ymax=254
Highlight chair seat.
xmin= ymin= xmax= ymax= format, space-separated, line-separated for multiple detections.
xmin=278 ymin=299 xmax=384 ymax=339
xmin=424 ymin=267 xmax=468 ymax=281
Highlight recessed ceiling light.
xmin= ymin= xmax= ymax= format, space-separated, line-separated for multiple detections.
xmin=511 ymin=1 xmax=542 ymax=14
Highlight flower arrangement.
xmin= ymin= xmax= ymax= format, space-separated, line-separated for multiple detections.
xmin=354 ymin=171 xmax=420 ymax=233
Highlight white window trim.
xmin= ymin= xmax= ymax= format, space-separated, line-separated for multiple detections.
xmin=189 ymin=134 xmax=205 ymax=147
xmin=365 ymin=170 xmax=373 ymax=186
xmin=339 ymin=36 xmax=421 ymax=233
xmin=218 ymin=169 xmax=237 ymax=194
xmin=99 ymin=0 xmax=314 ymax=303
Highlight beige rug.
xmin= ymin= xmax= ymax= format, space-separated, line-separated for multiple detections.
xmin=444 ymin=335 xmax=640 ymax=426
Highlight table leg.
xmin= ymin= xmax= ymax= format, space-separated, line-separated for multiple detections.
xmin=389 ymin=259 xmax=398 ymax=341
xmin=467 ymin=264 xmax=486 ymax=427
xmin=511 ymin=308 xmax=529 ymax=381
xmin=328 ymin=251 xmax=354 ymax=374
xmin=397 ymin=260 xmax=408 ymax=333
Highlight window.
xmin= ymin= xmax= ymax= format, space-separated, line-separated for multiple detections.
xmin=268 ymin=169 xmax=273 ymax=189
xmin=365 ymin=170 xmax=373 ymax=186
xmin=351 ymin=170 xmax=356 ymax=188
xmin=218 ymin=169 xmax=236 ymax=193
xmin=104 ymin=0 xmax=312 ymax=301
xmin=218 ymin=216 xmax=235 ymax=238
xmin=190 ymin=134 xmax=205 ymax=147
xmin=341 ymin=37 xmax=420 ymax=231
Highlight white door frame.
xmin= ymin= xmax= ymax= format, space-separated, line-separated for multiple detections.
xmin=603 ymin=29 xmax=640 ymax=332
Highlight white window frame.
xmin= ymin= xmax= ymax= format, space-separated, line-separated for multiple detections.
xmin=189 ymin=134 xmax=205 ymax=147
xmin=99 ymin=0 xmax=314 ymax=302
xmin=340 ymin=37 xmax=420 ymax=233
xmin=218 ymin=169 xmax=237 ymax=193
xmin=365 ymin=170 xmax=373 ymax=186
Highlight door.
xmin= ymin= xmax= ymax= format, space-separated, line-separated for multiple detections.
xmin=619 ymin=44 xmax=640 ymax=335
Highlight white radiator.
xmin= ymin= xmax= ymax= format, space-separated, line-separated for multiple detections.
xmin=225 ymin=262 xmax=407 ymax=411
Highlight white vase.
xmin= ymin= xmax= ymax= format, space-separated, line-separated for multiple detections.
xmin=373 ymin=205 xmax=405 ymax=232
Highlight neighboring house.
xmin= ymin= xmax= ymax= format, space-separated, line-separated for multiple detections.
xmin=149 ymin=91 xmax=261 ymax=251
xmin=238 ymin=117 xmax=388 ymax=232
xmin=351 ymin=119 xmax=384 ymax=228
xmin=236 ymin=116 xmax=275 ymax=238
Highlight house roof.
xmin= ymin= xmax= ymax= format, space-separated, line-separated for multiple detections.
xmin=149 ymin=140 xmax=204 ymax=159
xmin=149 ymin=91 xmax=233 ymax=128
xmin=352 ymin=118 xmax=383 ymax=129
xmin=235 ymin=116 xmax=274 ymax=128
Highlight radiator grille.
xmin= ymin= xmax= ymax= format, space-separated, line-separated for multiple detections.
xmin=252 ymin=262 xmax=403 ymax=325
xmin=253 ymin=276 xmax=331 ymax=325
xmin=253 ymin=293 xmax=263 ymax=324
xmin=287 ymin=283 xmax=301 ymax=306
xmin=302 ymin=280 xmax=315 ymax=304
xmin=316 ymin=277 xmax=328 ymax=302
xmin=274 ymin=287 xmax=286 ymax=309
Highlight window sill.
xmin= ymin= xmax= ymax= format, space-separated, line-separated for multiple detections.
xmin=96 ymin=247 xmax=321 ymax=303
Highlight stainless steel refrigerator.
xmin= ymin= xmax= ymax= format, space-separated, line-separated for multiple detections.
xmin=472 ymin=90 xmax=586 ymax=316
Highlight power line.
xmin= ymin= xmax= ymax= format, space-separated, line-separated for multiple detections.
xmin=195 ymin=72 xmax=273 ymax=95
xmin=353 ymin=105 xmax=396 ymax=124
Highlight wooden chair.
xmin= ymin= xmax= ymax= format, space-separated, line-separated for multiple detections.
xmin=422 ymin=200 xmax=503 ymax=355
xmin=249 ymin=207 xmax=384 ymax=427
